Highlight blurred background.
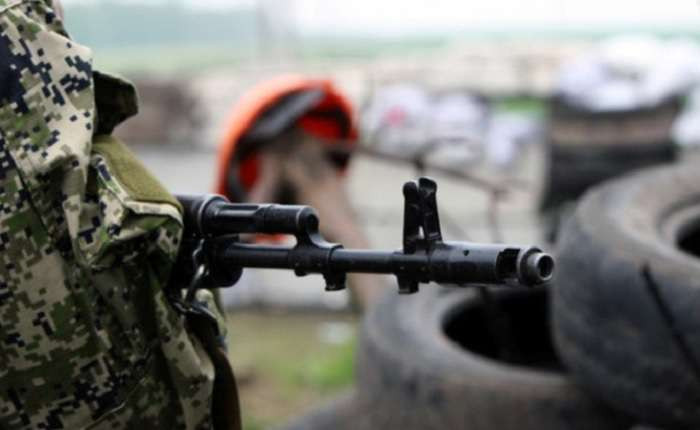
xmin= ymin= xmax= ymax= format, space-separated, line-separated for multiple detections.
xmin=63 ymin=1 xmax=700 ymax=428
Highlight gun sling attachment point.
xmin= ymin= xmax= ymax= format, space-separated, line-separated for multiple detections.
xmin=174 ymin=177 xmax=554 ymax=298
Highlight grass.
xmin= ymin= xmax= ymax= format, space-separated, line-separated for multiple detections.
xmin=286 ymin=339 xmax=356 ymax=391
xmin=492 ymin=96 xmax=548 ymax=116
xmin=225 ymin=310 xmax=358 ymax=430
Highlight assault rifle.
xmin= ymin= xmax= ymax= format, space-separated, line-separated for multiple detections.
xmin=173 ymin=177 xmax=553 ymax=300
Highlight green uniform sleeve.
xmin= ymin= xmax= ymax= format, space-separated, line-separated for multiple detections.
xmin=0 ymin=2 xmax=223 ymax=429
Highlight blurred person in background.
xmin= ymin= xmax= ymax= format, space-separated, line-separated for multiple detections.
xmin=0 ymin=1 xmax=239 ymax=428
xmin=215 ymin=76 xmax=389 ymax=309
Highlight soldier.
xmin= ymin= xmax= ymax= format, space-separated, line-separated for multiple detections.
xmin=0 ymin=1 xmax=238 ymax=428
xmin=215 ymin=77 xmax=389 ymax=308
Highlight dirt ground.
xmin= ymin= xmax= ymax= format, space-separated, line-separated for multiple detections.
xmin=225 ymin=311 xmax=359 ymax=430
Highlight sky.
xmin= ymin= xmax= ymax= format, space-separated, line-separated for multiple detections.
xmin=63 ymin=0 xmax=700 ymax=35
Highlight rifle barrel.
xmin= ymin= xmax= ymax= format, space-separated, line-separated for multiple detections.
xmin=216 ymin=242 xmax=553 ymax=287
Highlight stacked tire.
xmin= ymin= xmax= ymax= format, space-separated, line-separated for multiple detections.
xmin=552 ymin=161 xmax=700 ymax=428
xmin=540 ymin=96 xmax=679 ymax=242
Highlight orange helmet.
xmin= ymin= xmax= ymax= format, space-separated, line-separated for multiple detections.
xmin=215 ymin=75 xmax=357 ymax=201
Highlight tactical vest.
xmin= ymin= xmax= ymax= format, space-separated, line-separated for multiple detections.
xmin=0 ymin=1 xmax=236 ymax=428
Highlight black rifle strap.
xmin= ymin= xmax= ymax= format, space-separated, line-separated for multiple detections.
xmin=188 ymin=311 xmax=242 ymax=430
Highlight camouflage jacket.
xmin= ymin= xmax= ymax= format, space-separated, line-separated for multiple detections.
xmin=0 ymin=1 xmax=221 ymax=428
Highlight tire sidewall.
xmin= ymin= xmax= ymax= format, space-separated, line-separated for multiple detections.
xmin=553 ymin=162 xmax=700 ymax=427
xmin=356 ymin=287 xmax=625 ymax=430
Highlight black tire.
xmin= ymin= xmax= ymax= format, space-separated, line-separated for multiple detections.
xmin=349 ymin=287 xmax=628 ymax=430
xmin=552 ymin=162 xmax=700 ymax=428
xmin=540 ymin=142 xmax=676 ymax=212
xmin=538 ymin=96 xmax=679 ymax=244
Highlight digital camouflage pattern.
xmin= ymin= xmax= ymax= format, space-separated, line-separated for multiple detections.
xmin=0 ymin=1 xmax=223 ymax=428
